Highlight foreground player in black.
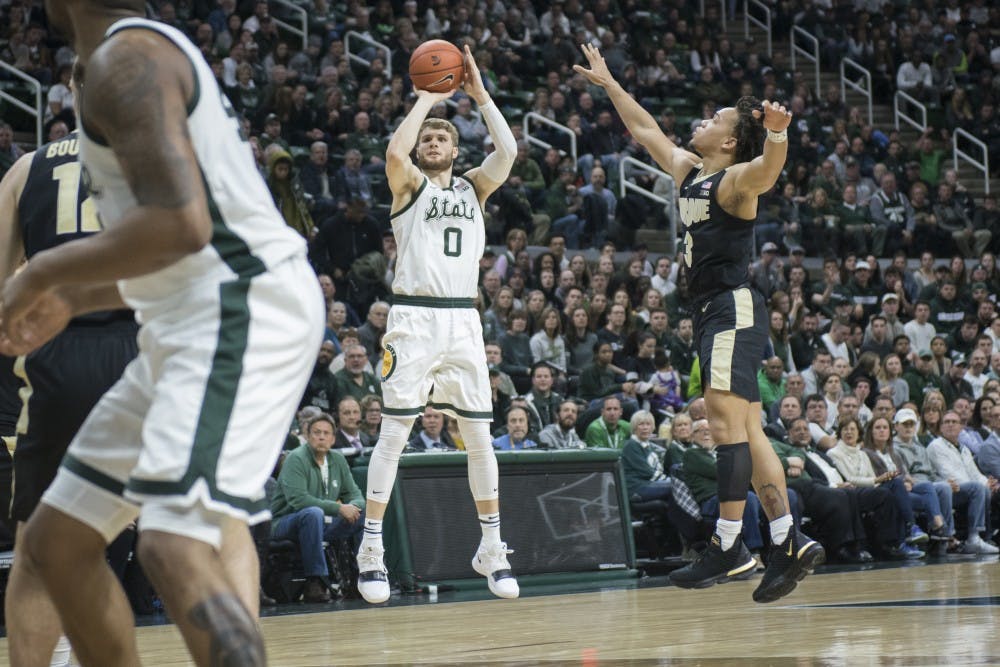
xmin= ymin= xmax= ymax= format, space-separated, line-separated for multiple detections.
xmin=0 ymin=131 xmax=137 ymax=665
xmin=575 ymin=44 xmax=823 ymax=603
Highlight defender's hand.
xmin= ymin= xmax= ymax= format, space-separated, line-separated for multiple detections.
xmin=572 ymin=43 xmax=615 ymax=88
xmin=753 ymin=100 xmax=793 ymax=133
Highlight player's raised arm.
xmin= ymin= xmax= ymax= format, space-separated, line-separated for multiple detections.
xmin=731 ymin=101 xmax=792 ymax=195
xmin=573 ymin=43 xmax=697 ymax=183
xmin=461 ymin=45 xmax=516 ymax=200
xmin=0 ymin=152 xmax=30 ymax=282
xmin=385 ymin=87 xmax=454 ymax=201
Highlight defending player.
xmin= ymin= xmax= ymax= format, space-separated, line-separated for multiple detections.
xmin=0 ymin=131 xmax=138 ymax=666
xmin=355 ymin=46 xmax=519 ymax=604
xmin=575 ymin=44 xmax=824 ymax=603
xmin=0 ymin=2 xmax=323 ymax=665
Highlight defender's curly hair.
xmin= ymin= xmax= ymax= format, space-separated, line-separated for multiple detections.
xmin=733 ymin=96 xmax=767 ymax=165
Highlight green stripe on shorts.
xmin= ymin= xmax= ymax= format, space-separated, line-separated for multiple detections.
xmin=429 ymin=402 xmax=493 ymax=420
xmin=392 ymin=295 xmax=475 ymax=308
xmin=64 ymin=453 xmax=126 ymax=496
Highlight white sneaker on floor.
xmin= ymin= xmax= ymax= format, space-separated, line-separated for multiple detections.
xmin=357 ymin=544 xmax=391 ymax=603
xmin=472 ymin=541 xmax=519 ymax=599
xmin=964 ymin=536 xmax=1000 ymax=555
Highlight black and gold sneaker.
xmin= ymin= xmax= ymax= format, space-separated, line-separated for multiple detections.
xmin=752 ymin=529 xmax=825 ymax=603
xmin=668 ymin=534 xmax=757 ymax=589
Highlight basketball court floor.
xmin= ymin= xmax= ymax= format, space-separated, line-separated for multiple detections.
xmin=1 ymin=555 xmax=997 ymax=665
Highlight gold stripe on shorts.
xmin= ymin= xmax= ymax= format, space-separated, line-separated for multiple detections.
xmin=13 ymin=355 xmax=31 ymax=436
xmin=710 ymin=288 xmax=755 ymax=393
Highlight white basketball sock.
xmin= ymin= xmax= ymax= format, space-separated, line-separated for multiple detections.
xmin=770 ymin=514 xmax=793 ymax=545
xmin=716 ymin=518 xmax=743 ymax=551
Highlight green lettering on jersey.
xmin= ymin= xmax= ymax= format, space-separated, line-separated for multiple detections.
xmin=424 ymin=196 xmax=476 ymax=223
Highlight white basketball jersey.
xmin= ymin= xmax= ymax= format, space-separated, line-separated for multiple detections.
xmin=390 ymin=175 xmax=485 ymax=299
xmin=78 ymin=18 xmax=304 ymax=314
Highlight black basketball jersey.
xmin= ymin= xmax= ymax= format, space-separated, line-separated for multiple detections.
xmin=676 ymin=165 xmax=754 ymax=303
xmin=0 ymin=355 xmax=19 ymax=435
xmin=16 ymin=132 xmax=133 ymax=326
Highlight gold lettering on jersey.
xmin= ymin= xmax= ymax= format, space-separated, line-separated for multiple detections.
xmin=678 ymin=197 xmax=710 ymax=227
xmin=45 ymin=137 xmax=80 ymax=159
xmin=423 ymin=196 xmax=475 ymax=223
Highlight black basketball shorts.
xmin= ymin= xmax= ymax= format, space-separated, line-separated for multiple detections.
xmin=11 ymin=323 xmax=138 ymax=523
xmin=693 ymin=286 xmax=768 ymax=403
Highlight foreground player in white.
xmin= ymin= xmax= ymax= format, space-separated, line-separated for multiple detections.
xmin=356 ymin=47 xmax=519 ymax=603
xmin=0 ymin=1 xmax=322 ymax=664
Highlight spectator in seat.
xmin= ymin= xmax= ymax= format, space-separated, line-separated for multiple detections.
xmin=493 ymin=406 xmax=538 ymax=450
xmin=408 ymin=406 xmax=457 ymax=452
xmin=585 ymin=396 xmax=632 ymax=449
xmin=301 ymin=340 xmax=339 ymax=413
xmin=310 ymin=198 xmax=382 ymax=294
xmin=357 ymin=301 xmax=389 ymax=361
xmin=896 ymin=51 xmax=933 ymax=102
xmin=870 ymin=173 xmax=914 ymax=258
xmin=538 ymin=400 xmax=586 ymax=449
xmin=333 ymin=396 xmax=373 ymax=462
xmin=271 ymin=413 xmax=366 ymax=603
xmin=299 ymin=141 xmax=337 ymax=218
xmin=344 ymin=111 xmax=386 ymax=174
xmin=523 ymin=362 xmax=564 ymax=436
xmin=839 ymin=184 xmax=878 ymax=256
xmin=334 ymin=343 xmax=382 ymax=404
xmin=578 ymin=165 xmax=617 ymax=248
xmin=333 ymin=149 xmax=374 ymax=208
xmin=935 ymin=183 xmax=991 ymax=257
xmin=267 ymin=148 xmax=315 ymax=239
xmin=927 ymin=412 xmax=999 ymax=554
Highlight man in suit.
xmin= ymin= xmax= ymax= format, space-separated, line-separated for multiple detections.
xmin=407 ymin=407 xmax=456 ymax=452
xmin=333 ymin=397 xmax=374 ymax=464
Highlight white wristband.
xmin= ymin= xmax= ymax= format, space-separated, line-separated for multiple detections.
xmin=767 ymin=129 xmax=788 ymax=143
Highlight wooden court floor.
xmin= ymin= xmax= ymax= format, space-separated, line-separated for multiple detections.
xmin=2 ymin=559 xmax=998 ymax=666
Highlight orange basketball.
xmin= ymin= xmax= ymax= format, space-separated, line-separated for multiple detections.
xmin=409 ymin=40 xmax=465 ymax=93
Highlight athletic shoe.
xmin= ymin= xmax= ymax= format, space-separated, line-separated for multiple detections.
xmin=906 ymin=524 xmax=929 ymax=545
xmin=668 ymin=534 xmax=757 ymax=589
xmin=472 ymin=541 xmax=519 ymax=599
xmin=357 ymin=544 xmax=391 ymax=604
xmin=961 ymin=535 xmax=1000 ymax=555
xmin=303 ymin=577 xmax=332 ymax=603
xmin=884 ymin=542 xmax=925 ymax=560
xmin=752 ymin=529 xmax=825 ymax=604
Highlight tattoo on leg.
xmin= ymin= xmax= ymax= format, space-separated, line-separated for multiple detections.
xmin=758 ymin=483 xmax=787 ymax=519
xmin=187 ymin=593 xmax=265 ymax=667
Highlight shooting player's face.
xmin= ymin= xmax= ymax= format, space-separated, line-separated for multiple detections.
xmin=416 ymin=127 xmax=457 ymax=172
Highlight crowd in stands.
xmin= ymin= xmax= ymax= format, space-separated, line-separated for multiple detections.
xmin=3 ymin=0 xmax=1000 ymax=568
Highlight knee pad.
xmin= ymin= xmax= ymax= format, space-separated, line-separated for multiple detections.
xmin=457 ymin=419 xmax=499 ymax=502
xmin=715 ymin=442 xmax=752 ymax=503
xmin=366 ymin=416 xmax=415 ymax=503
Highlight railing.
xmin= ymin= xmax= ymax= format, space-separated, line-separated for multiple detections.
xmin=744 ymin=0 xmax=772 ymax=60
xmin=0 ymin=62 xmax=42 ymax=148
xmin=893 ymin=90 xmax=927 ymax=132
xmin=345 ymin=30 xmax=393 ymax=79
xmin=840 ymin=58 xmax=872 ymax=127
xmin=271 ymin=0 xmax=308 ymax=51
xmin=699 ymin=0 xmax=727 ymax=31
xmin=619 ymin=157 xmax=677 ymax=251
xmin=522 ymin=112 xmax=576 ymax=165
xmin=790 ymin=26 xmax=820 ymax=100
xmin=953 ymin=129 xmax=990 ymax=195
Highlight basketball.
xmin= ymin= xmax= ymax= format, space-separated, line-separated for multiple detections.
xmin=409 ymin=40 xmax=464 ymax=93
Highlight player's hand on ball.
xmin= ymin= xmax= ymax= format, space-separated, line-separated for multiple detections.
xmin=573 ymin=43 xmax=614 ymax=88
xmin=462 ymin=45 xmax=489 ymax=105
xmin=414 ymin=87 xmax=457 ymax=105
xmin=753 ymin=101 xmax=793 ymax=132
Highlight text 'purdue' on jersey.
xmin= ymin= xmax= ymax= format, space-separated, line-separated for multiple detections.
xmin=390 ymin=175 xmax=485 ymax=299
xmin=677 ymin=165 xmax=754 ymax=303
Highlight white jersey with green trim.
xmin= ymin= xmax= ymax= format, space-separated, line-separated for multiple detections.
xmin=77 ymin=17 xmax=304 ymax=314
xmin=390 ymin=174 xmax=485 ymax=299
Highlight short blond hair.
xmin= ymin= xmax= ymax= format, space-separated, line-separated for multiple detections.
xmin=419 ymin=117 xmax=459 ymax=146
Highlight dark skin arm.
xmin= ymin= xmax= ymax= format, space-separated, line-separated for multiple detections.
xmin=0 ymin=31 xmax=210 ymax=354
